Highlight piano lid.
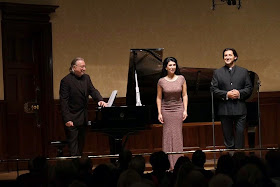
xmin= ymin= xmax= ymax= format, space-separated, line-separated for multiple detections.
xmin=126 ymin=48 xmax=164 ymax=106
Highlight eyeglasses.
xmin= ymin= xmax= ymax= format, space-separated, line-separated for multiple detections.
xmin=75 ymin=65 xmax=86 ymax=69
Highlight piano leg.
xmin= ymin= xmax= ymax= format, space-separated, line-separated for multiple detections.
xmin=109 ymin=136 xmax=124 ymax=164
xmin=109 ymin=136 xmax=123 ymax=155
xmin=108 ymin=134 xmax=133 ymax=164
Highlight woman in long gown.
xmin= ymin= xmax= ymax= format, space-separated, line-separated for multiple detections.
xmin=156 ymin=57 xmax=188 ymax=170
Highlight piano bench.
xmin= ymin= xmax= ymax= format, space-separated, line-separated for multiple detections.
xmin=50 ymin=140 xmax=68 ymax=157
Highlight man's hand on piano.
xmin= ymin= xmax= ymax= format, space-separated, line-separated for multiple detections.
xmin=98 ymin=101 xmax=108 ymax=107
xmin=65 ymin=121 xmax=74 ymax=127
xmin=158 ymin=114 xmax=164 ymax=124
xmin=183 ymin=111 xmax=188 ymax=121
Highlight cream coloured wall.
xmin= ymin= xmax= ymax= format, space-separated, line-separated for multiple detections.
xmin=51 ymin=0 xmax=280 ymax=98
xmin=0 ymin=0 xmax=280 ymax=99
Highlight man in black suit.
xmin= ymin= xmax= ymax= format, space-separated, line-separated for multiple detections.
xmin=212 ymin=48 xmax=252 ymax=149
xmin=60 ymin=57 xmax=107 ymax=156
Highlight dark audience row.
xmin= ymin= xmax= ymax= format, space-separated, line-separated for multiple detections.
xmin=16 ymin=149 xmax=280 ymax=187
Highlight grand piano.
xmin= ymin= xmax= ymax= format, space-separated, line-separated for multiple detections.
xmin=92 ymin=48 xmax=260 ymax=154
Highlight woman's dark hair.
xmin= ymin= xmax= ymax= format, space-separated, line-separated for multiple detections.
xmin=160 ymin=57 xmax=181 ymax=77
xmin=69 ymin=57 xmax=84 ymax=73
xmin=192 ymin=150 xmax=206 ymax=168
xmin=216 ymin=154 xmax=234 ymax=178
xmin=149 ymin=151 xmax=170 ymax=171
xmin=223 ymin=48 xmax=238 ymax=61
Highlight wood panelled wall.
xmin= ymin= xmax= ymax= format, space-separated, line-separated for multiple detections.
xmin=0 ymin=92 xmax=280 ymax=161
xmin=0 ymin=101 xmax=7 ymax=170
xmin=50 ymin=91 xmax=280 ymax=157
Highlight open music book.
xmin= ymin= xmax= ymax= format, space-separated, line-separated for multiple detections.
xmin=107 ymin=90 xmax=118 ymax=107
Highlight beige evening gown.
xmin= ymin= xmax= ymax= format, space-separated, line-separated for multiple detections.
xmin=158 ymin=75 xmax=185 ymax=169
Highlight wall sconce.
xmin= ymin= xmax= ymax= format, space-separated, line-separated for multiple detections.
xmin=212 ymin=0 xmax=241 ymax=10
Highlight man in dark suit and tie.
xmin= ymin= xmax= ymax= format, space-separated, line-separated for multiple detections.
xmin=60 ymin=57 xmax=107 ymax=156
xmin=212 ymin=48 xmax=252 ymax=149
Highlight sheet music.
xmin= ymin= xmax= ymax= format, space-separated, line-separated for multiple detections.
xmin=107 ymin=90 xmax=118 ymax=107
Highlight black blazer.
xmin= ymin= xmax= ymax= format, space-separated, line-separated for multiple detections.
xmin=212 ymin=65 xmax=252 ymax=116
xmin=59 ymin=73 xmax=103 ymax=126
